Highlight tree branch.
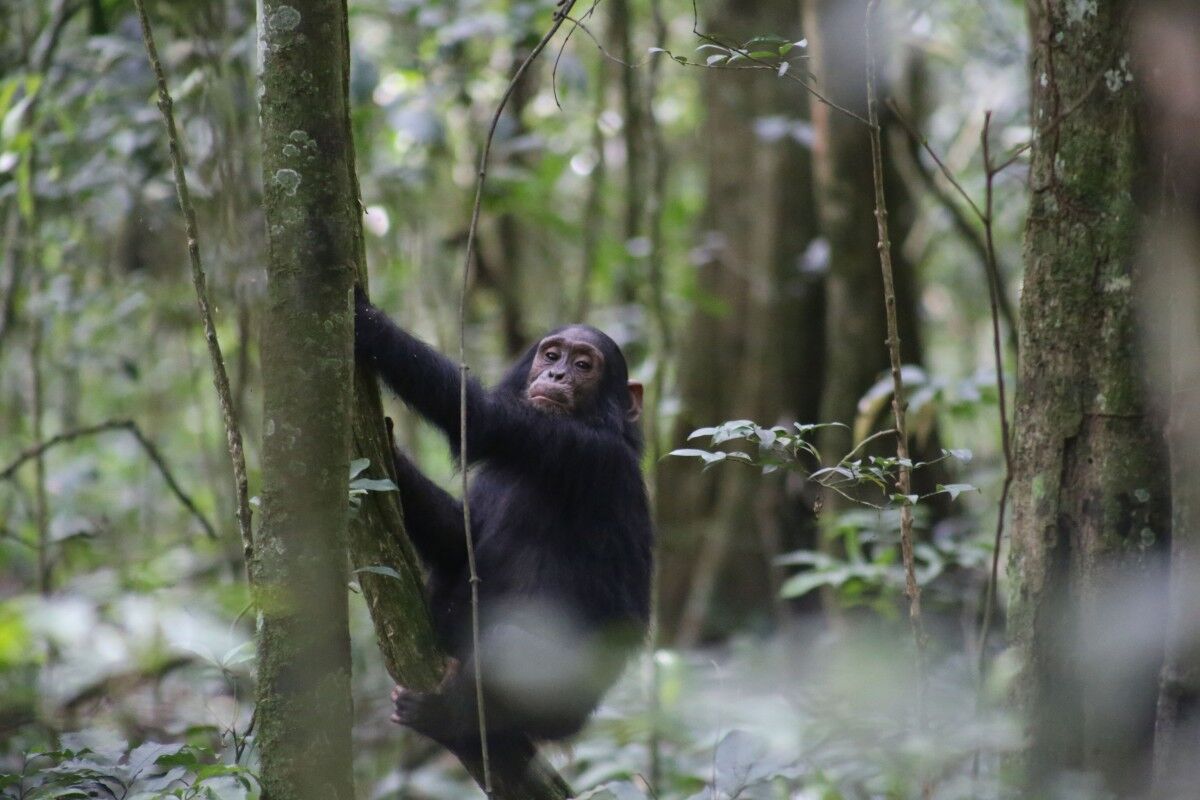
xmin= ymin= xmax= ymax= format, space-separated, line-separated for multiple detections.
xmin=865 ymin=0 xmax=926 ymax=670
xmin=975 ymin=111 xmax=1015 ymax=670
xmin=887 ymin=102 xmax=1019 ymax=353
xmin=1 ymin=419 xmax=218 ymax=540
xmin=132 ymin=0 xmax=254 ymax=566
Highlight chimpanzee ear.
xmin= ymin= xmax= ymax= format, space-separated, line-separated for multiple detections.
xmin=626 ymin=381 xmax=644 ymax=422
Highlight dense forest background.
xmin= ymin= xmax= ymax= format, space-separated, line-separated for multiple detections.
xmin=2 ymin=0 xmax=1199 ymax=798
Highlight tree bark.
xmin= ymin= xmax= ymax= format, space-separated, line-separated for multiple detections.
xmin=255 ymin=2 xmax=570 ymax=797
xmin=655 ymin=0 xmax=824 ymax=644
xmin=1133 ymin=4 xmax=1200 ymax=793
xmin=609 ymin=0 xmax=645 ymax=305
xmin=255 ymin=1 xmax=358 ymax=797
xmin=1009 ymin=1 xmax=1170 ymax=793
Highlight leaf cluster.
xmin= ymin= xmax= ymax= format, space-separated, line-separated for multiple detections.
xmin=0 ymin=734 xmax=257 ymax=800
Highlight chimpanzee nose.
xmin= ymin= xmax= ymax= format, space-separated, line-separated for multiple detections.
xmin=548 ymin=367 xmax=565 ymax=380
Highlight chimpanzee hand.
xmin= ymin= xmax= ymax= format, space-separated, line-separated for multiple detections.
xmin=353 ymin=285 xmax=384 ymax=361
xmin=353 ymin=284 xmax=372 ymax=314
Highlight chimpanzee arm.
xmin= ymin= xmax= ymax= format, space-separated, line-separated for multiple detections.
xmin=355 ymin=289 xmax=482 ymax=447
xmin=356 ymin=291 xmax=633 ymax=470
xmin=390 ymin=445 xmax=466 ymax=573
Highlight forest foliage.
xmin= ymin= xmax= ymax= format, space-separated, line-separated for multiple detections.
xmin=2 ymin=0 xmax=1198 ymax=798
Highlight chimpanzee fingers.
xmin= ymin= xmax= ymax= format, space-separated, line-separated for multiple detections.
xmin=390 ymin=685 xmax=420 ymax=726
xmin=439 ymin=657 xmax=461 ymax=691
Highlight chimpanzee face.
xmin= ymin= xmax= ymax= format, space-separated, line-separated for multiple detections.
xmin=525 ymin=326 xmax=607 ymax=416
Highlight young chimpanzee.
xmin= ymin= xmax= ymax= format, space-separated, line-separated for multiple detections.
xmin=354 ymin=289 xmax=653 ymax=759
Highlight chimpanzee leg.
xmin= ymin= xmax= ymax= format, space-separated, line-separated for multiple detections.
xmin=391 ymin=624 xmax=600 ymax=746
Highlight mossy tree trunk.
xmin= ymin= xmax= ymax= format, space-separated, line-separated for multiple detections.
xmin=256 ymin=2 xmax=571 ymax=798
xmin=1009 ymin=1 xmax=1170 ymax=792
xmin=254 ymin=2 xmax=359 ymax=798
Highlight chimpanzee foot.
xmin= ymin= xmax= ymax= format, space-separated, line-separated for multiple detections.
xmin=388 ymin=658 xmax=463 ymax=737
xmin=389 ymin=685 xmax=433 ymax=728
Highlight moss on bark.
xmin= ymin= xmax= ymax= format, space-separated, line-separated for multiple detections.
xmin=254 ymin=2 xmax=360 ymax=797
xmin=1009 ymin=0 xmax=1170 ymax=792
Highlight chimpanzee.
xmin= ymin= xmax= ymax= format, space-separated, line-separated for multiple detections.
xmin=354 ymin=289 xmax=653 ymax=758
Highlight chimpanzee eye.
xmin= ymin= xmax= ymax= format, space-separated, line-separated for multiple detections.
xmin=575 ymin=360 xmax=591 ymax=371
xmin=545 ymin=350 xmax=559 ymax=361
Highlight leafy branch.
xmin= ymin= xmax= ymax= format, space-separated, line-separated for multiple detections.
xmin=670 ymin=420 xmax=975 ymax=511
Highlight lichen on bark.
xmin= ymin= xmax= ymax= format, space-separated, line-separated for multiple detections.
xmin=254 ymin=2 xmax=360 ymax=798
xmin=1009 ymin=0 xmax=1170 ymax=792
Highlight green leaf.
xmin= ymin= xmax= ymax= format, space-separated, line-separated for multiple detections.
xmin=350 ymin=477 xmax=398 ymax=493
xmin=714 ymin=729 xmax=770 ymax=795
xmin=811 ymin=465 xmax=853 ymax=481
xmin=354 ymin=565 xmax=404 ymax=581
xmin=780 ymin=570 xmax=838 ymax=598
xmin=775 ymin=550 xmax=836 ymax=568
xmin=127 ymin=742 xmax=184 ymax=777
xmin=755 ymin=426 xmax=776 ymax=449
xmin=669 ymin=448 xmax=714 ymax=459
xmin=348 ymin=458 xmax=370 ymax=479
xmin=936 ymin=483 xmax=979 ymax=501
xmin=220 ymin=641 xmax=255 ymax=668
xmin=711 ymin=420 xmax=754 ymax=444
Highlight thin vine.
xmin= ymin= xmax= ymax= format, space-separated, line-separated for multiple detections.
xmin=456 ymin=1 xmax=581 ymax=791
xmin=132 ymin=0 xmax=254 ymax=570
xmin=864 ymin=0 xmax=927 ymax=669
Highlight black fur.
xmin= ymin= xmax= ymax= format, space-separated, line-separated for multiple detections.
xmin=355 ymin=290 xmax=653 ymax=750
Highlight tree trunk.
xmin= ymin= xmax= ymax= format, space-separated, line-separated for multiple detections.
xmin=805 ymin=0 xmax=923 ymax=472
xmin=258 ymin=3 xmax=571 ymax=796
xmin=609 ymin=0 xmax=645 ymax=305
xmin=1009 ymin=1 xmax=1170 ymax=793
xmin=255 ymin=1 xmax=358 ymax=797
xmin=1134 ymin=3 xmax=1200 ymax=793
xmin=656 ymin=0 xmax=824 ymax=644
xmin=476 ymin=39 xmax=536 ymax=358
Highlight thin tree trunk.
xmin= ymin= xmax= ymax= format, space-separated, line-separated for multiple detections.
xmin=1009 ymin=1 xmax=1170 ymax=793
xmin=656 ymin=0 xmax=823 ymax=644
xmin=262 ymin=3 xmax=569 ymax=797
xmin=576 ymin=60 xmax=608 ymax=322
xmin=805 ymin=0 xmax=923 ymax=470
xmin=1134 ymin=4 xmax=1200 ymax=793
xmin=255 ymin=2 xmax=358 ymax=798
xmin=609 ymin=0 xmax=645 ymax=305
xmin=477 ymin=40 xmax=536 ymax=357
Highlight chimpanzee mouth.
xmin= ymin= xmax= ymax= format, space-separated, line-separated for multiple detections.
xmin=529 ymin=393 xmax=571 ymax=413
